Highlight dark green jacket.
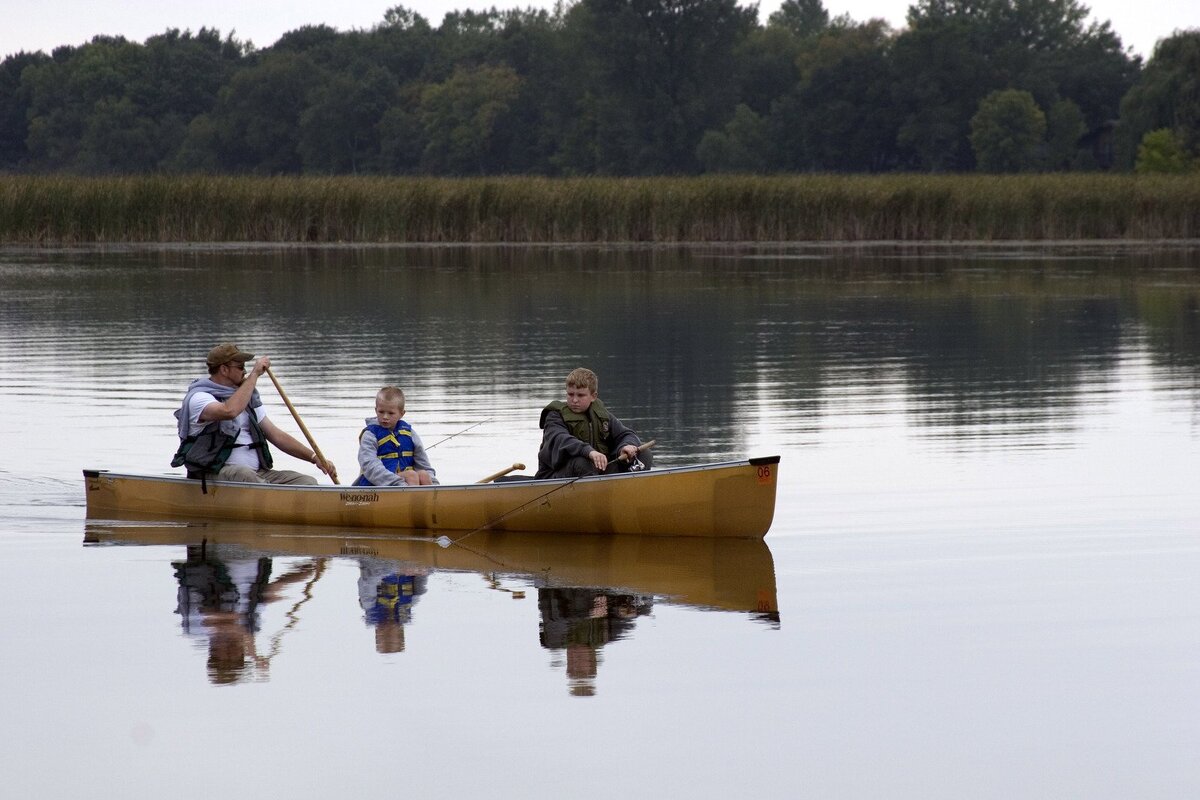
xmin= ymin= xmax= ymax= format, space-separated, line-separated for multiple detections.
xmin=536 ymin=398 xmax=640 ymax=478
xmin=540 ymin=399 xmax=616 ymax=456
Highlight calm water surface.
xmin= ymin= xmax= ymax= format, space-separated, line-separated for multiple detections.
xmin=1 ymin=243 xmax=1198 ymax=798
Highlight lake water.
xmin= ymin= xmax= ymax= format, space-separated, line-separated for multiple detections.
xmin=1 ymin=242 xmax=1198 ymax=798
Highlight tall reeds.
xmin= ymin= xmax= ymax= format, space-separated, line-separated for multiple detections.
xmin=0 ymin=173 xmax=1197 ymax=243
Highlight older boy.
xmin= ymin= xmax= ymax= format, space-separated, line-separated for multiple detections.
xmin=535 ymin=367 xmax=651 ymax=479
xmin=353 ymin=386 xmax=438 ymax=487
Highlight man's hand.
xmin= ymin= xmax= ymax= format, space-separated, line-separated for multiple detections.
xmin=316 ymin=456 xmax=338 ymax=483
xmin=589 ymin=450 xmax=608 ymax=471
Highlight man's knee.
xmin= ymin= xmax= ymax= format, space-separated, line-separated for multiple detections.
xmin=263 ymin=469 xmax=318 ymax=485
xmin=216 ymin=465 xmax=265 ymax=483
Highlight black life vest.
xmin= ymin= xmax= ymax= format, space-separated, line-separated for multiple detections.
xmin=172 ymin=413 xmax=274 ymax=477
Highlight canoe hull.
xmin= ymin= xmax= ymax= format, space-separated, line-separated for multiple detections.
xmin=83 ymin=456 xmax=780 ymax=539
xmin=84 ymin=522 xmax=780 ymax=617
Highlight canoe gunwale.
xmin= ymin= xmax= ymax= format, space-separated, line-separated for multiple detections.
xmin=84 ymin=457 xmax=772 ymax=494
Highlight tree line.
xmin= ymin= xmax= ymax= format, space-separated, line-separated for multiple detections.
xmin=0 ymin=0 xmax=1197 ymax=176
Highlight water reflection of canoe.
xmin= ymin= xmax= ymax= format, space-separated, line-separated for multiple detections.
xmin=83 ymin=456 xmax=780 ymax=539
xmin=82 ymin=521 xmax=781 ymax=619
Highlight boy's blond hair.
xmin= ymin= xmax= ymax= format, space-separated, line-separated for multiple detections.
xmin=565 ymin=367 xmax=598 ymax=394
xmin=376 ymin=385 xmax=406 ymax=410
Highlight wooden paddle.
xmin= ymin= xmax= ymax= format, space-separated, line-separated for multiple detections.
xmin=265 ymin=366 xmax=339 ymax=484
xmin=475 ymin=441 xmax=653 ymax=485
xmin=619 ymin=439 xmax=656 ymax=462
xmin=442 ymin=439 xmax=659 ymax=548
xmin=476 ymin=462 xmax=525 ymax=484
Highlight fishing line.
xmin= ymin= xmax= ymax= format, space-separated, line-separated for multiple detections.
xmin=434 ymin=441 xmax=652 ymax=546
xmin=426 ymin=418 xmax=494 ymax=449
xmin=436 ymin=441 xmax=655 ymax=548
xmin=437 ymin=474 xmax=587 ymax=548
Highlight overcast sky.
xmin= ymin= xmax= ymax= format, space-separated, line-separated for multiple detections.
xmin=3 ymin=0 xmax=1197 ymax=62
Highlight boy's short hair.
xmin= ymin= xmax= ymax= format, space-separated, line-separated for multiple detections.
xmin=377 ymin=385 xmax=406 ymax=408
xmin=565 ymin=367 xmax=598 ymax=394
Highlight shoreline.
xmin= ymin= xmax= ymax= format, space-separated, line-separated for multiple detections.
xmin=2 ymin=239 xmax=1199 ymax=252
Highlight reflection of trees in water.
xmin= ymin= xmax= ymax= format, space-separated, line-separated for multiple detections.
xmin=851 ymin=295 xmax=1126 ymax=443
xmin=1138 ymin=288 xmax=1200 ymax=373
xmin=538 ymin=588 xmax=653 ymax=697
xmin=8 ymin=245 xmax=1199 ymax=456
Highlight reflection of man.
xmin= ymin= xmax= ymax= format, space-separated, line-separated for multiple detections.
xmin=172 ymin=543 xmax=319 ymax=684
xmin=357 ymin=559 xmax=428 ymax=654
xmin=538 ymin=588 xmax=652 ymax=696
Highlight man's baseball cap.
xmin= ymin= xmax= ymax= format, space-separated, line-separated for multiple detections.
xmin=206 ymin=342 xmax=254 ymax=368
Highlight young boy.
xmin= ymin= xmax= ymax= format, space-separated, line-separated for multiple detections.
xmin=352 ymin=386 xmax=438 ymax=487
xmin=535 ymin=367 xmax=651 ymax=479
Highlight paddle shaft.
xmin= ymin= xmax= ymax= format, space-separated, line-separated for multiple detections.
xmin=618 ymin=439 xmax=655 ymax=462
xmin=476 ymin=440 xmax=651 ymax=484
xmin=476 ymin=462 xmax=526 ymax=484
xmin=264 ymin=366 xmax=339 ymax=485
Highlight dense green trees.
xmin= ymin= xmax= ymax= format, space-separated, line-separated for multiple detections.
xmin=1117 ymin=31 xmax=1200 ymax=170
xmin=891 ymin=0 xmax=1136 ymax=170
xmin=18 ymin=29 xmax=243 ymax=172
xmin=771 ymin=18 xmax=899 ymax=171
xmin=1135 ymin=129 xmax=1194 ymax=173
xmin=564 ymin=0 xmax=756 ymax=173
xmin=970 ymin=89 xmax=1046 ymax=171
xmin=0 ymin=1 xmax=1192 ymax=175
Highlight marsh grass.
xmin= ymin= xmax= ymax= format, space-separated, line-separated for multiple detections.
xmin=1 ymin=173 xmax=1197 ymax=243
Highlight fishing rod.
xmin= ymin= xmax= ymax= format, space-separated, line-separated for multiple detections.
xmin=437 ymin=440 xmax=656 ymax=548
xmin=426 ymin=417 xmax=494 ymax=449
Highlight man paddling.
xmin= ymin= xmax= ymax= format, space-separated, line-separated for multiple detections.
xmin=172 ymin=342 xmax=337 ymax=485
xmin=535 ymin=367 xmax=651 ymax=479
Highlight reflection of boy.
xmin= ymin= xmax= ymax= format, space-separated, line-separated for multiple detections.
xmin=538 ymin=587 xmax=653 ymax=696
xmin=353 ymin=386 xmax=438 ymax=487
xmin=536 ymin=367 xmax=652 ymax=479
xmin=357 ymin=558 xmax=429 ymax=654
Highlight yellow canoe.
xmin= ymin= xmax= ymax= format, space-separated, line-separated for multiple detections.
xmin=83 ymin=456 xmax=780 ymax=539
xmin=82 ymin=520 xmax=780 ymax=618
